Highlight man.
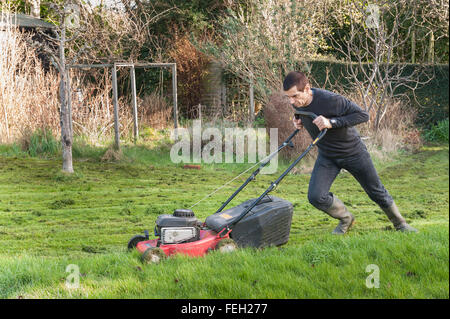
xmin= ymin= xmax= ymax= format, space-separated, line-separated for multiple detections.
xmin=283 ymin=71 xmax=417 ymax=234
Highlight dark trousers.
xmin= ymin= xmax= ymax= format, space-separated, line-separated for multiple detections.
xmin=308 ymin=148 xmax=394 ymax=211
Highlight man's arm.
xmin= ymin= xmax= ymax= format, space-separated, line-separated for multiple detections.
xmin=329 ymin=95 xmax=369 ymax=128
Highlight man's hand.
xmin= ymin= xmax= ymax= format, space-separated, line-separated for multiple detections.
xmin=313 ymin=116 xmax=332 ymax=131
xmin=293 ymin=116 xmax=303 ymax=129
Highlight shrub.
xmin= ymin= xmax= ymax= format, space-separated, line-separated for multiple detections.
xmin=345 ymin=89 xmax=424 ymax=154
xmin=424 ymin=118 xmax=449 ymax=143
xmin=264 ymin=91 xmax=317 ymax=162
xmin=101 ymin=146 xmax=124 ymax=162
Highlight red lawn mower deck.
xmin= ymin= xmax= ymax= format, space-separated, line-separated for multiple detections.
xmin=127 ymin=111 xmax=327 ymax=263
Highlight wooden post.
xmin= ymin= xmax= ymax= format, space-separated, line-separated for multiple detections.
xmin=67 ymin=62 xmax=178 ymax=145
xmin=112 ymin=64 xmax=120 ymax=150
xmin=428 ymin=30 xmax=435 ymax=63
xmin=221 ymin=82 xmax=227 ymax=118
xmin=172 ymin=64 xmax=178 ymax=138
xmin=30 ymin=0 xmax=40 ymax=18
xmin=249 ymin=80 xmax=255 ymax=125
xmin=130 ymin=65 xmax=138 ymax=144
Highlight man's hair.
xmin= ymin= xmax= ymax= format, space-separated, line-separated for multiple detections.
xmin=283 ymin=71 xmax=310 ymax=91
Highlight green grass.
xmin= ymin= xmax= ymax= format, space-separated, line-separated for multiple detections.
xmin=0 ymin=144 xmax=448 ymax=298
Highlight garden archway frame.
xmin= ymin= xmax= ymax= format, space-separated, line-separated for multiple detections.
xmin=67 ymin=62 xmax=178 ymax=149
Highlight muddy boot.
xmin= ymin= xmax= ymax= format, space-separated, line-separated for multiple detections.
xmin=323 ymin=196 xmax=355 ymax=235
xmin=381 ymin=203 xmax=418 ymax=233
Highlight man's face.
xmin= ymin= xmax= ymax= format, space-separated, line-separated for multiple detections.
xmin=284 ymin=84 xmax=312 ymax=107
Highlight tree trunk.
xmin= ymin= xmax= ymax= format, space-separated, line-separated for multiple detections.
xmin=411 ymin=3 xmax=416 ymax=64
xmin=59 ymin=20 xmax=74 ymax=173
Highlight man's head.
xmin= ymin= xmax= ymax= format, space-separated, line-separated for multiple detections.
xmin=283 ymin=71 xmax=313 ymax=108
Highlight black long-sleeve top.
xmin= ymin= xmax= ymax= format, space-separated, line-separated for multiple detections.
xmin=296 ymin=88 xmax=370 ymax=158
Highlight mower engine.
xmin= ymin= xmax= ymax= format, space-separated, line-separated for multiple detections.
xmin=155 ymin=209 xmax=201 ymax=244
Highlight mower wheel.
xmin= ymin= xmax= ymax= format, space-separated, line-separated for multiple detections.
xmin=215 ymin=238 xmax=238 ymax=253
xmin=141 ymin=247 xmax=166 ymax=264
xmin=127 ymin=235 xmax=147 ymax=250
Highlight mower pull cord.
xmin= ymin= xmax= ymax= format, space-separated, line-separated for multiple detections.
xmin=214 ymin=128 xmax=300 ymax=215
xmin=227 ymin=112 xmax=327 ymax=229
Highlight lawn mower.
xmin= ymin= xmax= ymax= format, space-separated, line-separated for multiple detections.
xmin=127 ymin=110 xmax=327 ymax=263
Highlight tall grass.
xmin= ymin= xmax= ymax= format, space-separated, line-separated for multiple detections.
xmin=0 ymin=11 xmax=60 ymax=143
xmin=19 ymin=128 xmax=60 ymax=157
xmin=0 ymin=14 xmax=173 ymax=148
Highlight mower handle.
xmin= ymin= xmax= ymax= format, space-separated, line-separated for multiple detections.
xmin=227 ymin=123 xmax=327 ymax=229
xmin=213 ymin=128 xmax=300 ymax=215
xmin=292 ymin=109 xmax=319 ymax=120
xmin=213 ymin=111 xmax=326 ymax=217
xmin=293 ymin=109 xmax=329 ymax=134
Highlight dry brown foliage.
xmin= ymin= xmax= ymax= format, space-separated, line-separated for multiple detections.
xmin=345 ymin=89 xmax=423 ymax=154
xmin=0 ymin=15 xmax=60 ymax=143
xmin=101 ymin=146 xmax=124 ymax=162
xmin=264 ymin=92 xmax=318 ymax=163
xmin=167 ymin=31 xmax=210 ymax=118
xmin=138 ymin=92 xmax=173 ymax=129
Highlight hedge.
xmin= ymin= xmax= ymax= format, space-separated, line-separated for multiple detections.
xmin=307 ymin=60 xmax=449 ymax=128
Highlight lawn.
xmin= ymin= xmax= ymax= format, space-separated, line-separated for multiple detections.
xmin=0 ymin=145 xmax=448 ymax=298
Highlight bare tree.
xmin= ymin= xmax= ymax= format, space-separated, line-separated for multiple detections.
xmin=33 ymin=0 xmax=174 ymax=173
xmin=37 ymin=1 xmax=132 ymax=173
xmin=324 ymin=0 xmax=434 ymax=133
xmin=413 ymin=0 xmax=449 ymax=63
xmin=30 ymin=2 xmax=82 ymax=173
xmin=71 ymin=0 xmax=176 ymax=64
xmin=202 ymin=0 xmax=329 ymax=106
